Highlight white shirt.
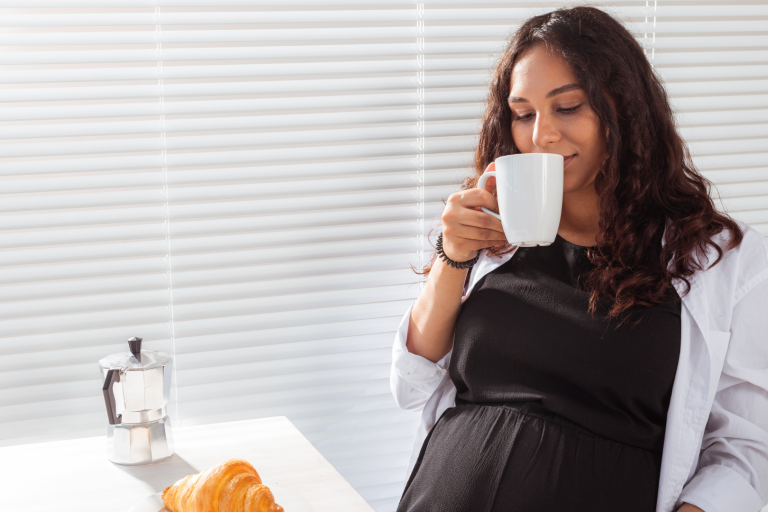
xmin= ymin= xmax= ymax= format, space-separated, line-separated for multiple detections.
xmin=390 ymin=221 xmax=768 ymax=512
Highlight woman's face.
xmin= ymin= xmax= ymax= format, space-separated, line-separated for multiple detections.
xmin=509 ymin=44 xmax=606 ymax=194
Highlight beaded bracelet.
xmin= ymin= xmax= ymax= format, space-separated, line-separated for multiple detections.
xmin=435 ymin=233 xmax=480 ymax=270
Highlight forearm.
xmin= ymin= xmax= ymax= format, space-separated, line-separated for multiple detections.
xmin=406 ymin=256 xmax=469 ymax=363
xmin=676 ymin=504 xmax=704 ymax=512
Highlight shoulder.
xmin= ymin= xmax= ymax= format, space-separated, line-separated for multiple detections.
xmin=704 ymin=220 xmax=768 ymax=302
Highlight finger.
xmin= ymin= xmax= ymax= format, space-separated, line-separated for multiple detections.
xmin=454 ymin=237 xmax=509 ymax=251
xmin=452 ymin=224 xmax=508 ymax=242
xmin=449 ymin=188 xmax=499 ymax=212
xmin=457 ymin=209 xmax=505 ymax=234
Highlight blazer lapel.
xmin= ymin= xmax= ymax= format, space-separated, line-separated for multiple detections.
xmin=658 ymin=243 xmax=729 ymax=511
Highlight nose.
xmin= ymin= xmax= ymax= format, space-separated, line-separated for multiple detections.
xmin=532 ymin=113 xmax=561 ymax=148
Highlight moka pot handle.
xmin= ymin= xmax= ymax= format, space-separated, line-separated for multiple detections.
xmin=102 ymin=369 xmax=122 ymax=425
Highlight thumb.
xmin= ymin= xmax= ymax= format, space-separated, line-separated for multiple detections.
xmin=472 ymin=161 xmax=498 ymax=213
xmin=480 ymin=161 xmax=497 ymax=193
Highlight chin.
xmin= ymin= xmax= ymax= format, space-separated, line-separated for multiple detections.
xmin=561 ymin=180 xmax=581 ymax=194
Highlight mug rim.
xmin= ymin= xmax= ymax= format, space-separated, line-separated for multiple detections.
xmin=495 ymin=153 xmax=564 ymax=162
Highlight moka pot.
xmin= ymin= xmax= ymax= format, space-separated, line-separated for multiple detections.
xmin=98 ymin=337 xmax=174 ymax=465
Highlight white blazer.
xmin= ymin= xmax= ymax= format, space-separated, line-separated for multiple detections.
xmin=390 ymin=221 xmax=768 ymax=512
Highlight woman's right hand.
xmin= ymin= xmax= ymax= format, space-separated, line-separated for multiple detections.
xmin=406 ymin=163 xmax=508 ymax=362
xmin=441 ymin=162 xmax=508 ymax=262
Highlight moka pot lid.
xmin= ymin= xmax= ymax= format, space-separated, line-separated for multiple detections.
xmin=98 ymin=337 xmax=172 ymax=371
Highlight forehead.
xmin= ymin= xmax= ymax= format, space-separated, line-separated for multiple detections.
xmin=510 ymin=45 xmax=579 ymax=94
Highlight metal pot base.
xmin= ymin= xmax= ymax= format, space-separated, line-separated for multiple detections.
xmin=106 ymin=416 xmax=175 ymax=466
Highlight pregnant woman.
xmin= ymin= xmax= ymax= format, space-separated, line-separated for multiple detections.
xmin=391 ymin=6 xmax=768 ymax=512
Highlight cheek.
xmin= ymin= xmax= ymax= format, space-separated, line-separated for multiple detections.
xmin=569 ymin=115 xmax=602 ymax=156
xmin=511 ymin=123 xmax=532 ymax=151
xmin=566 ymin=119 xmax=601 ymax=174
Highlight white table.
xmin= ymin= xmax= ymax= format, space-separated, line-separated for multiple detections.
xmin=0 ymin=416 xmax=375 ymax=512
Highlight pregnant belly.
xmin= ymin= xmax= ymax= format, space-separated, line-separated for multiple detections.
xmin=397 ymin=400 xmax=662 ymax=512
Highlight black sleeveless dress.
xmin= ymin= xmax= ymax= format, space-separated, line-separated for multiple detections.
xmin=397 ymin=234 xmax=681 ymax=512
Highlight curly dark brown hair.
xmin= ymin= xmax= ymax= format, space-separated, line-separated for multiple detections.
xmin=419 ymin=6 xmax=743 ymax=322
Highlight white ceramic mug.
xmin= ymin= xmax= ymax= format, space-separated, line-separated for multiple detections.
xmin=477 ymin=153 xmax=564 ymax=247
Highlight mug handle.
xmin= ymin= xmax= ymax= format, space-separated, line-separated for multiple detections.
xmin=477 ymin=171 xmax=502 ymax=220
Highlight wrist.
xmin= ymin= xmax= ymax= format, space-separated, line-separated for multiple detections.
xmin=435 ymin=254 xmax=471 ymax=273
xmin=436 ymin=234 xmax=479 ymax=269
xmin=445 ymin=248 xmax=478 ymax=262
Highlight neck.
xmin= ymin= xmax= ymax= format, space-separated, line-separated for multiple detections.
xmin=558 ymin=183 xmax=601 ymax=247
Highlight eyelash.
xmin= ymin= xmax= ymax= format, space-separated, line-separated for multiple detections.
xmin=513 ymin=103 xmax=583 ymax=121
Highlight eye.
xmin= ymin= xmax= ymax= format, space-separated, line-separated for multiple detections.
xmin=514 ymin=103 xmax=583 ymax=121
xmin=558 ymin=103 xmax=583 ymax=114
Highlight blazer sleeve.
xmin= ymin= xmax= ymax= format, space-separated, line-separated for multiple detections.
xmin=677 ymin=275 xmax=768 ymax=512
xmin=390 ymin=302 xmax=452 ymax=411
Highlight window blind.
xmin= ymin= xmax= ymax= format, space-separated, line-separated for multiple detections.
xmin=651 ymin=2 xmax=768 ymax=234
xmin=155 ymin=3 xmax=425 ymax=509
xmin=1 ymin=2 xmax=766 ymax=512
xmin=1 ymin=2 xmax=426 ymax=511
xmin=0 ymin=1 xmax=177 ymax=446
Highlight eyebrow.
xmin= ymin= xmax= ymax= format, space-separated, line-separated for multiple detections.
xmin=507 ymin=83 xmax=582 ymax=104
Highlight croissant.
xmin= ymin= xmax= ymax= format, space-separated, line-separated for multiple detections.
xmin=162 ymin=458 xmax=284 ymax=512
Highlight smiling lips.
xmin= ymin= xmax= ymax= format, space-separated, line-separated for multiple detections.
xmin=563 ymin=154 xmax=576 ymax=168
